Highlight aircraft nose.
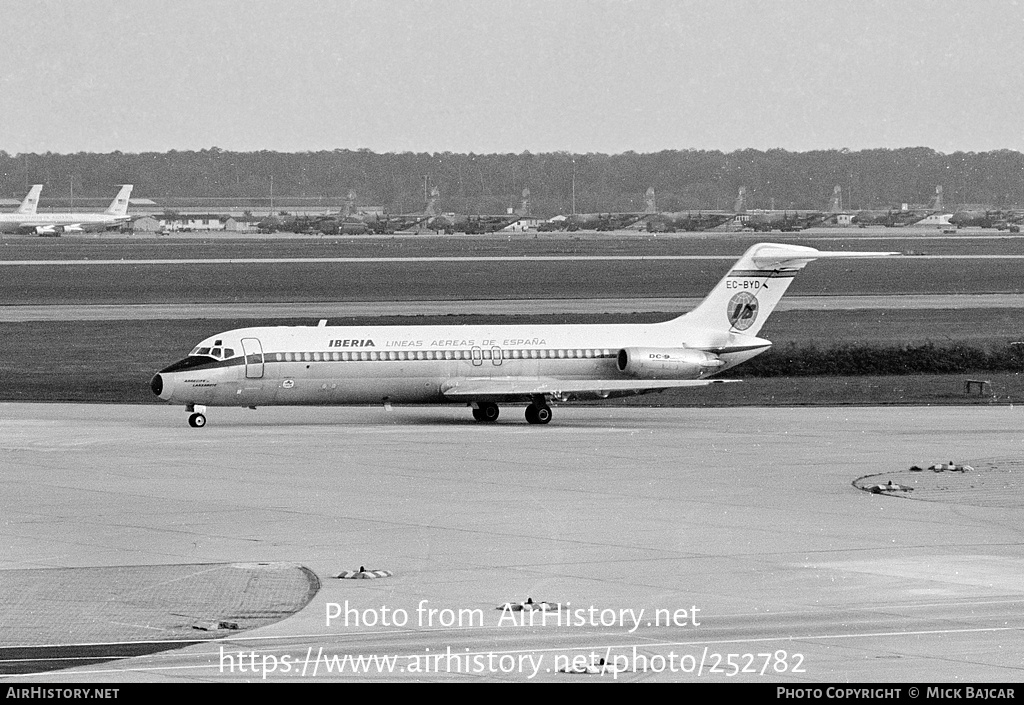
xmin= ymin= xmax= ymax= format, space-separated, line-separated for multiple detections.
xmin=150 ymin=373 xmax=165 ymax=398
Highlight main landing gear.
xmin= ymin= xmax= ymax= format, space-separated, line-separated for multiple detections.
xmin=471 ymin=401 xmax=552 ymax=424
xmin=187 ymin=404 xmax=207 ymax=428
xmin=472 ymin=402 xmax=500 ymax=422
xmin=524 ymin=403 xmax=552 ymax=425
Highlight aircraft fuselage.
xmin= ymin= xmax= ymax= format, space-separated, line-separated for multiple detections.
xmin=152 ymin=321 xmax=764 ymax=409
xmin=0 ymin=213 xmax=130 ymax=234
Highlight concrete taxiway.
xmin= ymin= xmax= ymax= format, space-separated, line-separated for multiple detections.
xmin=3 ymin=295 xmax=1022 ymax=322
xmin=2 ymin=403 xmax=1023 ymax=682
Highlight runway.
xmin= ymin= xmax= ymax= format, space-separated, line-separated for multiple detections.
xmin=1 ymin=254 xmax=1023 ymax=266
xmin=2 ymin=403 xmax=1023 ymax=682
xmin=2 ymin=294 xmax=1022 ymax=322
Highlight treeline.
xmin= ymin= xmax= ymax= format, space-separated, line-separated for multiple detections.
xmin=738 ymin=342 xmax=1024 ymax=376
xmin=2 ymin=147 xmax=1024 ymax=217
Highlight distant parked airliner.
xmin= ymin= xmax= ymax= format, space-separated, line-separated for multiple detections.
xmin=0 ymin=185 xmax=133 ymax=235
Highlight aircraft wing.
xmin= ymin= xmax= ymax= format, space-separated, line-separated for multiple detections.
xmin=441 ymin=376 xmax=737 ymax=403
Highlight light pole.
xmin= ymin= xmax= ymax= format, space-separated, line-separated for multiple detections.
xmin=571 ymin=157 xmax=576 ymax=215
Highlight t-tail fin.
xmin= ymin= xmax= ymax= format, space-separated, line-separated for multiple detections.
xmin=678 ymin=243 xmax=898 ymax=337
xmin=105 ymin=185 xmax=133 ymax=216
xmin=17 ymin=185 xmax=42 ymax=215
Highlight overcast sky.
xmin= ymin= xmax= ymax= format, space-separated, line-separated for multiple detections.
xmin=1 ymin=0 xmax=1022 ymax=155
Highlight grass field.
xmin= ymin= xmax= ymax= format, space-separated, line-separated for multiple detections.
xmin=3 ymin=256 xmax=1024 ymax=306
xmin=5 ymin=229 xmax=1024 ymax=259
xmin=4 ymin=231 xmax=1024 ymax=305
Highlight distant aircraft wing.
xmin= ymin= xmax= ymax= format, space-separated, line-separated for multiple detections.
xmin=441 ymin=376 xmax=737 ymax=403
xmin=388 ymin=215 xmax=432 ymax=231
xmin=18 ymin=222 xmax=84 ymax=235
xmin=676 ymin=212 xmax=735 ymax=230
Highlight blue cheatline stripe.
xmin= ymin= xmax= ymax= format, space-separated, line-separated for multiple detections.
xmin=160 ymin=348 xmax=624 ymax=373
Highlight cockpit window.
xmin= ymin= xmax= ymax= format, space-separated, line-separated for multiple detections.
xmin=188 ymin=345 xmax=233 ymax=358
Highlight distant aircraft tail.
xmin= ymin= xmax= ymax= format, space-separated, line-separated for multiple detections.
xmin=16 ymin=185 xmax=42 ymax=215
xmin=677 ymin=243 xmax=897 ymax=337
xmin=931 ymin=185 xmax=944 ymax=211
xmin=645 ymin=187 xmax=656 ymax=213
xmin=342 ymin=189 xmax=356 ymax=218
xmin=425 ymin=187 xmax=439 ymax=217
xmin=733 ymin=186 xmax=746 ymax=214
xmin=104 ymin=185 xmax=133 ymax=216
xmin=515 ymin=188 xmax=530 ymax=216
xmin=828 ymin=185 xmax=843 ymax=213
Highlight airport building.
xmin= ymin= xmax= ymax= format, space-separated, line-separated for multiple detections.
xmin=502 ymin=217 xmax=543 ymax=232
xmin=131 ymin=214 xmax=258 ymax=233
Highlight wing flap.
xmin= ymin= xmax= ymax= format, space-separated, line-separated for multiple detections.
xmin=441 ymin=376 xmax=737 ymax=402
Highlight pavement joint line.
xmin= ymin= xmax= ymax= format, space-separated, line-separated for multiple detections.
xmin=7 ymin=624 xmax=1024 ymax=679
xmin=6 ymin=623 xmax=1023 ymax=656
xmin=2 ymin=253 xmax=1024 ymax=266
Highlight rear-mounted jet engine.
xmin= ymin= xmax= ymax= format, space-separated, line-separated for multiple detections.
xmin=616 ymin=347 xmax=724 ymax=380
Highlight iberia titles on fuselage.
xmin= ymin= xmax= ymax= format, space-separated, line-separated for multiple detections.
xmin=151 ymin=243 xmax=898 ymax=427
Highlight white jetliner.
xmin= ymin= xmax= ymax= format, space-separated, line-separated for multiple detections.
xmin=13 ymin=185 xmax=43 ymax=215
xmin=0 ymin=185 xmax=133 ymax=235
xmin=151 ymin=243 xmax=898 ymax=427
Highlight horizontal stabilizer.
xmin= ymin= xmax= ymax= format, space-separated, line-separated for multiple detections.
xmin=748 ymin=244 xmax=899 ymax=270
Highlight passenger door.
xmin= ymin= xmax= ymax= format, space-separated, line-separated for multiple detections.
xmin=241 ymin=338 xmax=264 ymax=379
